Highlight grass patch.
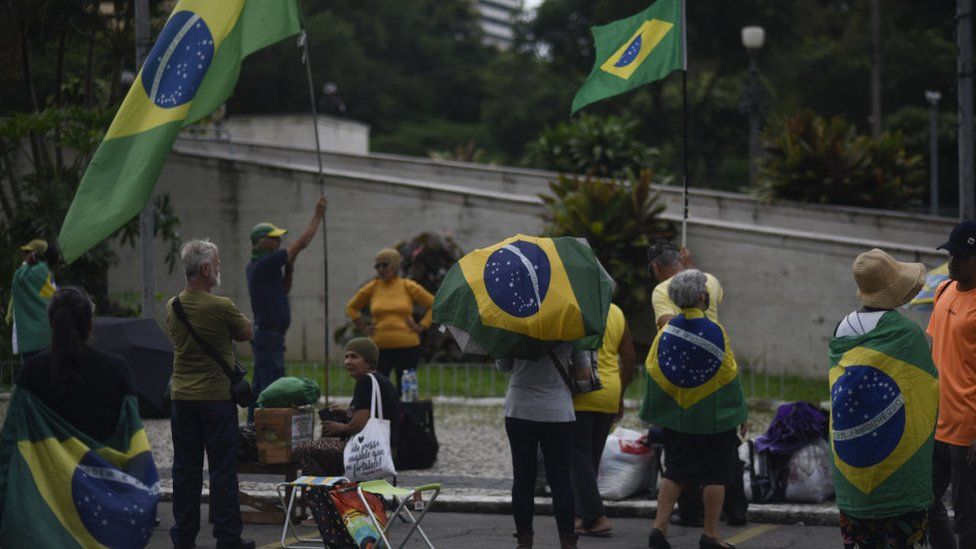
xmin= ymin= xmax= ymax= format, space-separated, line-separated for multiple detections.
xmin=240 ymin=361 xmax=830 ymax=404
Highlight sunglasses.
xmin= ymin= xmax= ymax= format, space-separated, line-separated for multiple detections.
xmin=374 ymin=262 xmax=390 ymax=269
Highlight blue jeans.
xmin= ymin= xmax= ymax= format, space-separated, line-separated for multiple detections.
xmin=248 ymin=329 xmax=286 ymax=423
xmin=170 ymin=399 xmax=242 ymax=546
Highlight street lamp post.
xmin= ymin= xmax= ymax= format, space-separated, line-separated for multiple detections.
xmin=741 ymin=26 xmax=765 ymax=187
xmin=926 ymin=90 xmax=942 ymax=216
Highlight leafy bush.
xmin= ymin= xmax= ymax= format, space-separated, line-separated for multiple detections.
xmin=755 ymin=109 xmax=924 ymax=209
xmin=540 ymin=170 xmax=674 ymax=317
xmin=525 ymin=113 xmax=660 ymax=179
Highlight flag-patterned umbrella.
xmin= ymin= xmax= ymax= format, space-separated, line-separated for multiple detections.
xmin=433 ymin=235 xmax=615 ymax=360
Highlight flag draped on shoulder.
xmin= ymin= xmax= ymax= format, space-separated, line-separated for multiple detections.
xmin=0 ymin=391 xmax=160 ymax=548
xmin=828 ymin=311 xmax=938 ymax=518
xmin=58 ymin=0 xmax=302 ymax=263
xmin=640 ymin=308 xmax=746 ymax=434
xmin=571 ymin=0 xmax=685 ymax=114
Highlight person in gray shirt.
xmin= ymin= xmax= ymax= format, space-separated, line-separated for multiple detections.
xmin=497 ymin=344 xmax=589 ymax=549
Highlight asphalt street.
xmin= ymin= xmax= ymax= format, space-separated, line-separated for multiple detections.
xmin=146 ymin=503 xmax=839 ymax=548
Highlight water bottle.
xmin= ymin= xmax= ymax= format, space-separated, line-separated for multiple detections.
xmin=402 ymin=369 xmax=418 ymax=402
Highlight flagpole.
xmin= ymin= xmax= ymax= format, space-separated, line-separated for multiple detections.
xmin=299 ymin=29 xmax=331 ymax=406
xmin=680 ymin=0 xmax=689 ymax=248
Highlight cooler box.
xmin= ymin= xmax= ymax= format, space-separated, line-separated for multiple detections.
xmin=254 ymin=406 xmax=314 ymax=464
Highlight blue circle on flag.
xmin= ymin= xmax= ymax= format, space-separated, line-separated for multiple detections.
xmin=656 ymin=319 xmax=725 ymax=388
xmin=484 ymin=241 xmax=551 ymax=317
xmin=831 ymin=366 xmax=905 ymax=468
xmin=614 ymin=35 xmax=643 ymax=67
xmin=72 ymin=451 xmax=159 ymax=547
xmin=140 ymin=10 xmax=214 ymax=108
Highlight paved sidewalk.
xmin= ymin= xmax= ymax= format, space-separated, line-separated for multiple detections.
xmin=149 ymin=399 xmax=843 ymax=528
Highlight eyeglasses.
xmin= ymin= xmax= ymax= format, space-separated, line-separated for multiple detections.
xmin=374 ymin=262 xmax=389 ymax=270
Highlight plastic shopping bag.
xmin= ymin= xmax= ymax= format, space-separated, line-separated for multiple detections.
xmin=596 ymin=427 xmax=657 ymax=500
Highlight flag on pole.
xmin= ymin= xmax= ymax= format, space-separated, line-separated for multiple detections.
xmin=58 ymin=0 xmax=302 ymax=263
xmin=571 ymin=0 xmax=685 ymax=114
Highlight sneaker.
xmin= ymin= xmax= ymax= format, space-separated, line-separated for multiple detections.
xmin=648 ymin=528 xmax=671 ymax=549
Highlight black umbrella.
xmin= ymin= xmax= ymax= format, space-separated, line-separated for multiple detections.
xmin=92 ymin=317 xmax=173 ymax=418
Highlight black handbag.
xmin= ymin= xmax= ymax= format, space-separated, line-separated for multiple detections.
xmin=171 ymin=296 xmax=254 ymax=407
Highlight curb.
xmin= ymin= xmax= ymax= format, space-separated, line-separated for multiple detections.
xmin=161 ymin=488 xmax=840 ymax=527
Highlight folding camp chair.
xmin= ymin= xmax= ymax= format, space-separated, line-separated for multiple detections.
xmin=357 ymin=479 xmax=442 ymax=549
xmin=276 ymin=476 xmax=442 ymax=548
xmin=276 ymin=475 xmax=349 ymax=549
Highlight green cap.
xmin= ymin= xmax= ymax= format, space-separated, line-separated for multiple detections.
xmin=250 ymin=222 xmax=287 ymax=245
xmin=20 ymin=239 xmax=48 ymax=255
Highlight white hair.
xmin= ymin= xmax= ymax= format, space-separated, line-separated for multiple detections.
xmin=668 ymin=269 xmax=707 ymax=308
xmin=180 ymin=239 xmax=219 ymax=280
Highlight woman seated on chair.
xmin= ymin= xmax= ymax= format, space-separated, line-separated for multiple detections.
xmin=294 ymin=338 xmax=400 ymax=476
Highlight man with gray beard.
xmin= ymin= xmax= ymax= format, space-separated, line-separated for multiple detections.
xmin=166 ymin=239 xmax=255 ymax=549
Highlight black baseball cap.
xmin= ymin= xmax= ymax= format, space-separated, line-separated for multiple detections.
xmin=938 ymin=220 xmax=976 ymax=256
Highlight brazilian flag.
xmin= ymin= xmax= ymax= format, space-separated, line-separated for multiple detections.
xmin=640 ymin=309 xmax=746 ymax=433
xmin=828 ymin=311 xmax=939 ymax=518
xmin=58 ymin=0 xmax=302 ymax=263
xmin=0 ymin=391 xmax=159 ymax=548
xmin=433 ymin=235 xmax=614 ymax=359
xmin=571 ymin=0 xmax=685 ymax=114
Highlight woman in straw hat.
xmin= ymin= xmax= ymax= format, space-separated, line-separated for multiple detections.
xmin=345 ymin=248 xmax=434 ymax=395
xmin=828 ymin=249 xmax=939 ymax=549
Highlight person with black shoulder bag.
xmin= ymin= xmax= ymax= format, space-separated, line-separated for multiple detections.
xmin=165 ymin=239 xmax=256 ymax=549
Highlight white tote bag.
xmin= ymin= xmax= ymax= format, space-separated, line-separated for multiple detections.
xmin=343 ymin=373 xmax=397 ymax=481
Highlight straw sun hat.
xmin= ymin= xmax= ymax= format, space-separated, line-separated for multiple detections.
xmin=852 ymin=249 xmax=926 ymax=310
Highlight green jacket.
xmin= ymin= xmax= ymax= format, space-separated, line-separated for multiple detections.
xmin=10 ymin=262 xmax=56 ymax=354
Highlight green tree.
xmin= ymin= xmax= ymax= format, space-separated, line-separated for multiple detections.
xmin=525 ymin=113 xmax=660 ymax=179
xmin=756 ymin=109 xmax=924 ymax=209
xmin=540 ymin=170 xmax=674 ymax=319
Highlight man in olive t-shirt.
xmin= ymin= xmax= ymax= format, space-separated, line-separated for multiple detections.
xmin=166 ymin=239 xmax=255 ymax=549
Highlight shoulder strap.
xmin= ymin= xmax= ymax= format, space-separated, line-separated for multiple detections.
xmin=367 ymin=373 xmax=383 ymax=419
xmin=934 ymin=279 xmax=954 ymax=304
xmin=546 ymin=349 xmax=576 ymax=393
xmin=172 ymin=296 xmax=236 ymax=380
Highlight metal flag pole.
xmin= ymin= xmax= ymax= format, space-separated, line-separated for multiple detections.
xmin=680 ymin=0 xmax=689 ymax=248
xmin=299 ymin=29 xmax=331 ymax=405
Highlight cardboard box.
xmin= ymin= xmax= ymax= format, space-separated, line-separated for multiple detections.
xmin=254 ymin=406 xmax=314 ymax=464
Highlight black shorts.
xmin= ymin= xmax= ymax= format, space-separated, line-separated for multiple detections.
xmin=662 ymin=428 xmax=738 ymax=486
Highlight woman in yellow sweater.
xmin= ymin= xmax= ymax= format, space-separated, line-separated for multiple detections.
xmin=345 ymin=248 xmax=434 ymax=394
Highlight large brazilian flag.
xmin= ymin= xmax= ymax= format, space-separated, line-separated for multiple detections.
xmin=433 ymin=235 xmax=614 ymax=360
xmin=58 ymin=0 xmax=302 ymax=263
xmin=0 ymin=391 xmax=159 ymax=548
xmin=640 ymin=309 xmax=746 ymax=433
xmin=828 ymin=311 xmax=938 ymax=518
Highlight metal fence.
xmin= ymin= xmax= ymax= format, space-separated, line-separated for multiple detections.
xmin=0 ymin=359 xmax=807 ymax=402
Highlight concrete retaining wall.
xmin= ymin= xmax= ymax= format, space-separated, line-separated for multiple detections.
xmin=108 ymin=147 xmax=945 ymax=376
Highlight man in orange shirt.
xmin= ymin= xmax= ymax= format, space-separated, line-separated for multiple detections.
xmin=927 ymin=220 xmax=976 ymax=549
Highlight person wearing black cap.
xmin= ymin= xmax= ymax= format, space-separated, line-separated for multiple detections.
xmin=927 ymin=221 xmax=976 ymax=549
xmin=245 ymin=195 xmax=327 ymax=423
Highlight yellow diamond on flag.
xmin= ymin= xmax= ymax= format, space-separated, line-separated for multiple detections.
xmin=600 ymin=19 xmax=675 ymax=80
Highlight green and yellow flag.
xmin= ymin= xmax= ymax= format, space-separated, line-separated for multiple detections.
xmin=828 ymin=311 xmax=939 ymax=518
xmin=433 ymin=235 xmax=614 ymax=360
xmin=571 ymin=0 xmax=685 ymax=114
xmin=58 ymin=0 xmax=302 ymax=263
xmin=640 ymin=308 xmax=746 ymax=433
xmin=0 ymin=391 xmax=159 ymax=548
